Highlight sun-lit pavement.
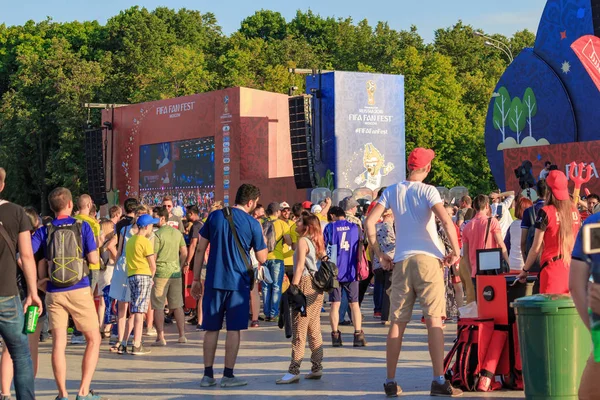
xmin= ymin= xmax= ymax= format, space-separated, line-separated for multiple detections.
xmin=33 ymin=296 xmax=526 ymax=400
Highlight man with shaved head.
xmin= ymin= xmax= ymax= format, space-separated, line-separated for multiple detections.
xmin=72 ymin=194 xmax=102 ymax=345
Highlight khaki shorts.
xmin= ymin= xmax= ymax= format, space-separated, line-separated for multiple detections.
xmin=151 ymin=277 xmax=184 ymax=311
xmin=389 ymin=254 xmax=445 ymax=322
xmin=46 ymin=287 xmax=99 ymax=333
xmin=579 ymin=354 xmax=600 ymax=400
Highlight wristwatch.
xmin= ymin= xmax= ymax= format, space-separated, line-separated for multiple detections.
xmin=184 ymin=261 xmax=190 ymax=267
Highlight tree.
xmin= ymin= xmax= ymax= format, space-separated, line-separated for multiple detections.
xmin=240 ymin=10 xmax=287 ymax=40
xmin=135 ymin=45 xmax=214 ymax=100
xmin=493 ymin=87 xmax=511 ymax=141
xmin=0 ymin=37 xmax=104 ymax=213
xmin=508 ymin=97 xmax=526 ymax=143
xmin=523 ymin=87 xmax=537 ymax=137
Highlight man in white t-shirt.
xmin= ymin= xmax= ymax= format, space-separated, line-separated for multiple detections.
xmin=365 ymin=148 xmax=462 ymax=398
xmin=490 ymin=190 xmax=515 ymax=239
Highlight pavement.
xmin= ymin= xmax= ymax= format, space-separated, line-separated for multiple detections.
xmin=31 ymin=296 xmax=526 ymax=400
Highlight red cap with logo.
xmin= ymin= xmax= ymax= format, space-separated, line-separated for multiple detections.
xmin=546 ymin=170 xmax=570 ymax=201
xmin=302 ymin=201 xmax=313 ymax=210
xmin=408 ymin=148 xmax=436 ymax=170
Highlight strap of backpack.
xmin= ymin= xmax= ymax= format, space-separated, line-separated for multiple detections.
xmin=443 ymin=324 xmax=467 ymax=376
xmin=483 ymin=217 xmax=492 ymax=250
xmin=460 ymin=327 xmax=477 ymax=391
xmin=117 ymin=225 xmax=130 ymax=259
xmin=223 ymin=208 xmax=255 ymax=286
xmin=0 ymin=201 xmax=16 ymax=263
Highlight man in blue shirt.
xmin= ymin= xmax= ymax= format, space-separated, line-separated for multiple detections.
xmin=31 ymin=187 xmax=103 ymax=400
xmin=191 ymin=184 xmax=267 ymax=388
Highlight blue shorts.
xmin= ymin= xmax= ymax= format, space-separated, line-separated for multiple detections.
xmin=329 ymin=281 xmax=359 ymax=303
xmin=202 ymin=287 xmax=249 ymax=331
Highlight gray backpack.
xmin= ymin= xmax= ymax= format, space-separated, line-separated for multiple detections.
xmin=47 ymin=221 xmax=88 ymax=287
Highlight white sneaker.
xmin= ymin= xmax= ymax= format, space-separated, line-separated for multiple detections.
xmin=144 ymin=327 xmax=157 ymax=337
xmin=70 ymin=335 xmax=86 ymax=345
xmin=276 ymin=373 xmax=300 ymax=384
xmin=178 ymin=336 xmax=188 ymax=344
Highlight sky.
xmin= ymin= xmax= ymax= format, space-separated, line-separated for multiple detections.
xmin=1 ymin=0 xmax=547 ymax=42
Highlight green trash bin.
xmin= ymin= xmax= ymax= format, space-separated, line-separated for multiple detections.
xmin=512 ymin=294 xmax=591 ymax=400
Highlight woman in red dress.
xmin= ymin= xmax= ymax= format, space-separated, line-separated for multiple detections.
xmin=517 ymin=170 xmax=581 ymax=293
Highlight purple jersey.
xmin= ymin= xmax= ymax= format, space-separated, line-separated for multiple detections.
xmin=324 ymin=220 xmax=359 ymax=282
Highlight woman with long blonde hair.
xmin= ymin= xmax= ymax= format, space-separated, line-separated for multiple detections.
xmin=518 ymin=171 xmax=581 ymax=293
xmin=277 ymin=213 xmax=326 ymax=384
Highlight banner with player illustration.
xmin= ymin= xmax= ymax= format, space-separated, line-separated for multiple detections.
xmin=306 ymin=71 xmax=405 ymax=194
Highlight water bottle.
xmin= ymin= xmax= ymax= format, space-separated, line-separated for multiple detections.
xmin=591 ymin=263 xmax=600 ymax=362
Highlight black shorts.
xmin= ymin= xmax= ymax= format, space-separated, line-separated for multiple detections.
xmin=329 ymin=281 xmax=359 ymax=303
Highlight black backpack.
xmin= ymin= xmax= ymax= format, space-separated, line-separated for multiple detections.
xmin=47 ymin=221 xmax=89 ymax=288
xmin=524 ymin=206 xmax=541 ymax=273
xmin=309 ymin=257 xmax=339 ymax=293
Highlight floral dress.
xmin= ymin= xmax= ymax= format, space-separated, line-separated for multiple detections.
xmin=436 ymin=221 xmax=459 ymax=320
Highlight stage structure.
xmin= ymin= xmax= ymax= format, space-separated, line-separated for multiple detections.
xmin=102 ymin=87 xmax=306 ymax=212
xmin=485 ymin=0 xmax=600 ymax=190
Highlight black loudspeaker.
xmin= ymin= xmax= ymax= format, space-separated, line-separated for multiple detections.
xmin=84 ymin=128 xmax=108 ymax=206
xmin=289 ymin=95 xmax=317 ymax=189
xmin=593 ymin=0 xmax=600 ymax=38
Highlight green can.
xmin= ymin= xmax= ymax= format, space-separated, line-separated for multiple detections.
xmin=24 ymin=305 xmax=39 ymax=334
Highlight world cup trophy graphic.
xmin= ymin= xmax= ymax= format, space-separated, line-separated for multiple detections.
xmin=366 ymin=80 xmax=377 ymax=105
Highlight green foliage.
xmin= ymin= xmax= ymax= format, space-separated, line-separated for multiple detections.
xmin=508 ymin=97 xmax=526 ymax=143
xmin=0 ymin=7 xmax=533 ymax=209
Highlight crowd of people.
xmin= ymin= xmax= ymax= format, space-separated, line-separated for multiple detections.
xmin=0 ymin=146 xmax=599 ymax=399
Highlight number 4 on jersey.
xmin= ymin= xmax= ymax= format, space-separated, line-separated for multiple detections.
xmin=340 ymin=232 xmax=350 ymax=251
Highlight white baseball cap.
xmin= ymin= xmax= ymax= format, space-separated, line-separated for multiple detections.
xmin=311 ymin=204 xmax=323 ymax=214
xmin=280 ymin=202 xmax=290 ymax=209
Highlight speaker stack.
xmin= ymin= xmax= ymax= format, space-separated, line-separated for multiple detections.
xmin=593 ymin=0 xmax=600 ymax=38
xmin=84 ymin=128 xmax=108 ymax=206
xmin=288 ymin=95 xmax=317 ymax=189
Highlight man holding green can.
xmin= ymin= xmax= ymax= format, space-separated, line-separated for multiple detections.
xmin=0 ymin=167 xmax=43 ymax=400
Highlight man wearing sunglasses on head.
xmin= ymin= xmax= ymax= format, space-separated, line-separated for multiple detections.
xmin=162 ymin=195 xmax=185 ymax=234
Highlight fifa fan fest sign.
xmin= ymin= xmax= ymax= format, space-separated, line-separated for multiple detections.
xmin=306 ymin=71 xmax=405 ymax=194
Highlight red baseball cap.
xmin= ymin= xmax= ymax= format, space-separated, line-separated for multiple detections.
xmin=408 ymin=148 xmax=435 ymax=170
xmin=302 ymin=201 xmax=313 ymax=210
xmin=546 ymin=170 xmax=570 ymax=201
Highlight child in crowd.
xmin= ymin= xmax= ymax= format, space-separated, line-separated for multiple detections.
xmin=124 ymin=214 xmax=158 ymax=355
xmin=110 ymin=206 xmax=152 ymax=353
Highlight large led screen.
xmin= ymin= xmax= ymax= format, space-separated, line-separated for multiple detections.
xmin=139 ymin=137 xmax=215 ymax=214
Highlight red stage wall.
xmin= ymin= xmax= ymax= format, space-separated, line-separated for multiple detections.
xmin=102 ymin=87 xmax=306 ymax=210
xmin=503 ymin=140 xmax=600 ymax=194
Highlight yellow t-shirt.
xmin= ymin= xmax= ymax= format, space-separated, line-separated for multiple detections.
xmin=75 ymin=214 xmax=100 ymax=271
xmin=267 ymin=217 xmax=291 ymax=261
xmin=317 ymin=214 xmax=328 ymax=222
xmin=126 ymin=235 xmax=154 ymax=277
xmin=289 ymin=222 xmax=299 ymax=245
xmin=281 ymin=219 xmax=295 ymax=266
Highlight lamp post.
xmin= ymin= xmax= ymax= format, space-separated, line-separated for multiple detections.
xmin=474 ymin=31 xmax=514 ymax=63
